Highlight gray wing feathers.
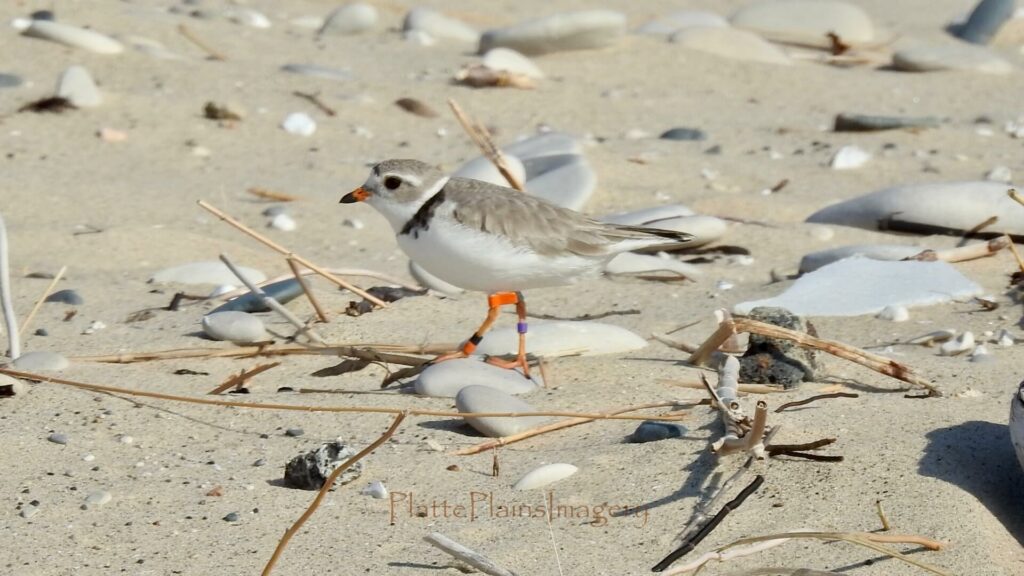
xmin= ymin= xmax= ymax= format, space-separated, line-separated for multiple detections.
xmin=444 ymin=178 xmax=692 ymax=257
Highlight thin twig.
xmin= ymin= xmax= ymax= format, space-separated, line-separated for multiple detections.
xmin=19 ymin=265 xmax=66 ymax=338
xmin=286 ymin=258 xmax=328 ymax=323
xmin=772 ymin=451 xmax=843 ymax=462
xmin=72 ymin=342 xmax=449 ymax=365
xmin=774 ymin=393 xmax=859 ymax=412
xmin=447 ymin=99 xmax=525 ymax=191
xmin=0 ymin=368 xmax=686 ymax=422
xmin=876 ymin=500 xmax=891 ymax=532
xmin=293 ymin=91 xmax=336 ymax=116
xmin=766 ymin=438 xmax=836 ymax=454
xmin=692 ymin=318 xmax=940 ymax=397
xmin=207 ymin=362 xmax=281 ymax=395
xmin=423 ymin=532 xmax=516 ymax=576
xmin=1009 ymin=188 xmax=1024 ymax=208
xmin=653 ymin=476 xmax=765 ymax=572
xmin=246 ymin=187 xmax=301 ymax=202
xmin=177 ymin=24 xmax=226 ymax=60
xmin=197 ymin=200 xmax=387 ymax=307
xmin=452 ymin=401 xmax=683 ymax=455
xmin=906 ymin=236 xmax=1009 ymax=262
xmin=1005 ymin=234 xmax=1024 ymax=275
xmin=0 ymin=213 xmax=19 ymax=359
xmin=660 ymin=378 xmax=785 ymax=395
xmin=219 ymin=253 xmax=325 ymax=344
xmin=262 ymin=412 xmax=407 ymax=576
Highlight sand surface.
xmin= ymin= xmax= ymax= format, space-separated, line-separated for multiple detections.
xmin=2 ymin=1 xmax=1024 ymax=575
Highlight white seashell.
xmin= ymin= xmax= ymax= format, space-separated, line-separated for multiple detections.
xmin=940 ymin=331 xmax=975 ymax=356
xmin=969 ymin=344 xmax=993 ymax=362
xmin=23 ymin=21 xmax=124 ymax=54
xmin=282 ymin=112 xmax=316 ymax=136
xmin=361 ymin=481 xmax=388 ymax=499
xmin=481 ymin=48 xmax=544 ymax=79
xmin=876 ymin=305 xmax=909 ymax=322
xmin=269 ymin=213 xmax=296 ymax=231
xmin=513 ymin=463 xmax=578 ymax=490
xmin=226 ymin=8 xmax=272 ymax=29
xmin=830 ymin=145 xmax=871 ymax=170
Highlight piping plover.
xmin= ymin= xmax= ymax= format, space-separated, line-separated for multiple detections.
xmin=341 ymin=159 xmax=694 ymax=376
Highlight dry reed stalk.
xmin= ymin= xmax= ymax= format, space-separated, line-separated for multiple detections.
xmin=286 ymin=258 xmax=328 ymax=323
xmin=261 ymin=411 xmax=408 ymax=576
xmin=177 ymin=24 xmax=226 ymax=60
xmin=197 ymin=200 xmax=387 ymax=307
xmin=207 ymin=362 xmax=280 ymax=395
xmin=689 ymin=531 xmax=949 ymax=576
xmin=452 ymin=401 xmax=683 ymax=455
xmin=292 ymin=91 xmax=336 ymax=116
xmin=72 ymin=342 xmax=453 ymax=365
xmin=1005 ymin=234 xmax=1024 ymax=275
xmin=689 ymin=317 xmax=940 ymax=397
xmin=660 ymin=378 xmax=785 ymax=395
xmin=18 ymin=265 xmax=66 ymax=337
xmin=220 ymin=253 xmax=326 ymax=344
xmin=774 ymin=393 xmax=859 ymax=412
xmin=246 ymin=187 xmax=300 ymax=202
xmin=215 ymin=268 xmax=422 ymax=301
xmin=447 ymin=99 xmax=526 ymax=191
xmin=0 ymin=367 xmax=686 ymax=422
xmin=906 ymin=236 xmax=1009 ymax=262
xmin=876 ymin=500 xmax=891 ymax=532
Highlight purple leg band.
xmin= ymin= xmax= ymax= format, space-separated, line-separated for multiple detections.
xmin=517 ymin=322 xmax=528 ymax=334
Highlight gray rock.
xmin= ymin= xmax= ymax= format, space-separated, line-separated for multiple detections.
xmin=201 ymin=311 xmax=270 ymax=344
xmin=671 ymin=27 xmax=793 ymax=65
xmin=892 ymin=43 xmax=1012 ymax=75
xmin=30 ymin=10 xmax=55 ymax=21
xmin=660 ymin=127 xmax=706 ymax=141
xmin=82 ymin=490 xmax=112 ymax=509
xmin=834 ymin=113 xmax=942 ymax=132
xmin=404 ymin=7 xmax=479 ymax=42
xmin=12 ymin=351 xmax=69 ymax=371
xmin=284 ymin=441 xmax=363 ymax=490
xmin=46 ymin=289 xmax=84 ymax=306
xmin=636 ymin=10 xmax=728 ymax=36
xmin=320 ymin=3 xmax=377 ymax=35
xmin=479 ymin=10 xmax=626 ymax=55
xmin=628 ymin=421 xmax=687 ymax=443
xmin=48 ymin=432 xmax=69 ymax=445
xmin=280 ymin=63 xmax=352 ymax=81
xmin=956 ymin=0 xmax=1014 ymax=44
xmin=23 ymin=21 xmax=124 ymax=54
xmin=150 ymin=261 xmax=266 ymax=285
xmin=210 ymin=279 xmax=304 ymax=314
xmin=56 ymin=66 xmax=101 ymax=107
xmin=414 ymin=358 xmax=539 ymax=397
xmin=738 ymin=307 xmax=819 ymax=388
xmin=456 ymin=385 xmax=548 ymax=438
xmin=731 ymin=0 xmax=874 ymax=47
xmin=20 ymin=504 xmax=40 ymax=518
xmin=223 ymin=512 xmax=240 ymax=522
xmin=285 ymin=428 xmax=305 ymax=437
xmin=0 ymin=73 xmax=23 ymax=89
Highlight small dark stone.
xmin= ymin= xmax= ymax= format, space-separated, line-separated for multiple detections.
xmin=834 ymin=113 xmax=941 ymax=133
xmin=659 ymin=127 xmax=706 ymax=141
xmin=34 ymin=328 xmax=48 ymax=336
xmin=30 ymin=10 xmax=55 ymax=21
xmin=46 ymin=289 xmax=84 ymax=306
xmin=47 ymin=433 xmax=68 ymax=445
xmin=285 ymin=428 xmax=304 ymax=437
xmin=210 ymin=279 xmax=303 ymax=314
xmin=253 ymin=458 xmax=267 ymax=467
xmin=738 ymin=307 xmax=819 ymax=388
xmin=703 ymin=144 xmax=721 ymax=155
xmin=283 ymin=441 xmax=363 ymax=490
xmin=222 ymin=512 xmax=240 ymax=522
xmin=0 ymin=73 xmax=23 ymax=89
xmin=628 ymin=421 xmax=687 ymax=443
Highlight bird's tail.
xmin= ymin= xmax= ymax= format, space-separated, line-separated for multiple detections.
xmin=616 ymin=225 xmax=695 ymax=245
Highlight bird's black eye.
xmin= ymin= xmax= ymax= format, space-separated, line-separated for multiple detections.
xmin=383 ymin=176 xmax=402 ymax=190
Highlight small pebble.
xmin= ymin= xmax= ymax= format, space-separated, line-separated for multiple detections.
xmin=48 ymin=432 xmax=69 ymax=445
xmin=285 ymin=428 xmax=304 ymax=437
xmin=985 ymin=165 xmax=1012 ymax=182
xmin=342 ymin=218 xmax=364 ymax=230
xmin=253 ymin=458 xmax=267 ymax=467
xmin=876 ymin=305 xmax=910 ymax=322
xmin=830 ymin=145 xmax=871 ymax=169
xmin=34 ymin=328 xmax=48 ymax=337
xmin=46 ymin=289 xmax=84 ymax=305
xmin=628 ymin=421 xmax=687 ymax=443
xmin=20 ymin=504 xmax=40 ymax=518
xmin=320 ymin=3 xmax=377 ymax=35
xmin=659 ymin=127 xmax=706 ymax=141
xmin=223 ymin=512 xmax=240 ymax=522
xmin=119 ymin=435 xmax=134 ymax=444
xmin=361 ymin=481 xmax=388 ymax=499
xmin=56 ymin=65 xmax=101 ymax=107
xmin=940 ymin=332 xmax=976 ymax=356
xmin=269 ymin=213 xmax=296 ymax=231
xmin=82 ymin=490 xmax=112 ymax=509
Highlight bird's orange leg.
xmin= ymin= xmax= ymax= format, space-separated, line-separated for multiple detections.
xmin=429 ymin=292 xmax=531 ymax=378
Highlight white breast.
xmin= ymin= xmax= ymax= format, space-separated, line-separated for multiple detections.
xmin=398 ymin=218 xmax=605 ymax=293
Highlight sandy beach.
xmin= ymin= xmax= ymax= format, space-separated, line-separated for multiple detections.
xmin=2 ymin=1 xmax=1024 ymax=575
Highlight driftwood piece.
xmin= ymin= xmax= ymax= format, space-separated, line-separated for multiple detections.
xmin=689 ymin=317 xmax=940 ymax=397
xmin=423 ymin=532 xmax=517 ymax=576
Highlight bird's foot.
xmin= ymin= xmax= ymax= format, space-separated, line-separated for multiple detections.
xmin=484 ymin=355 xmax=532 ymax=379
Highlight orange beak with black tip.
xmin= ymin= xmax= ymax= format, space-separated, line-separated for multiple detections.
xmin=340 ymin=187 xmax=371 ymax=204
